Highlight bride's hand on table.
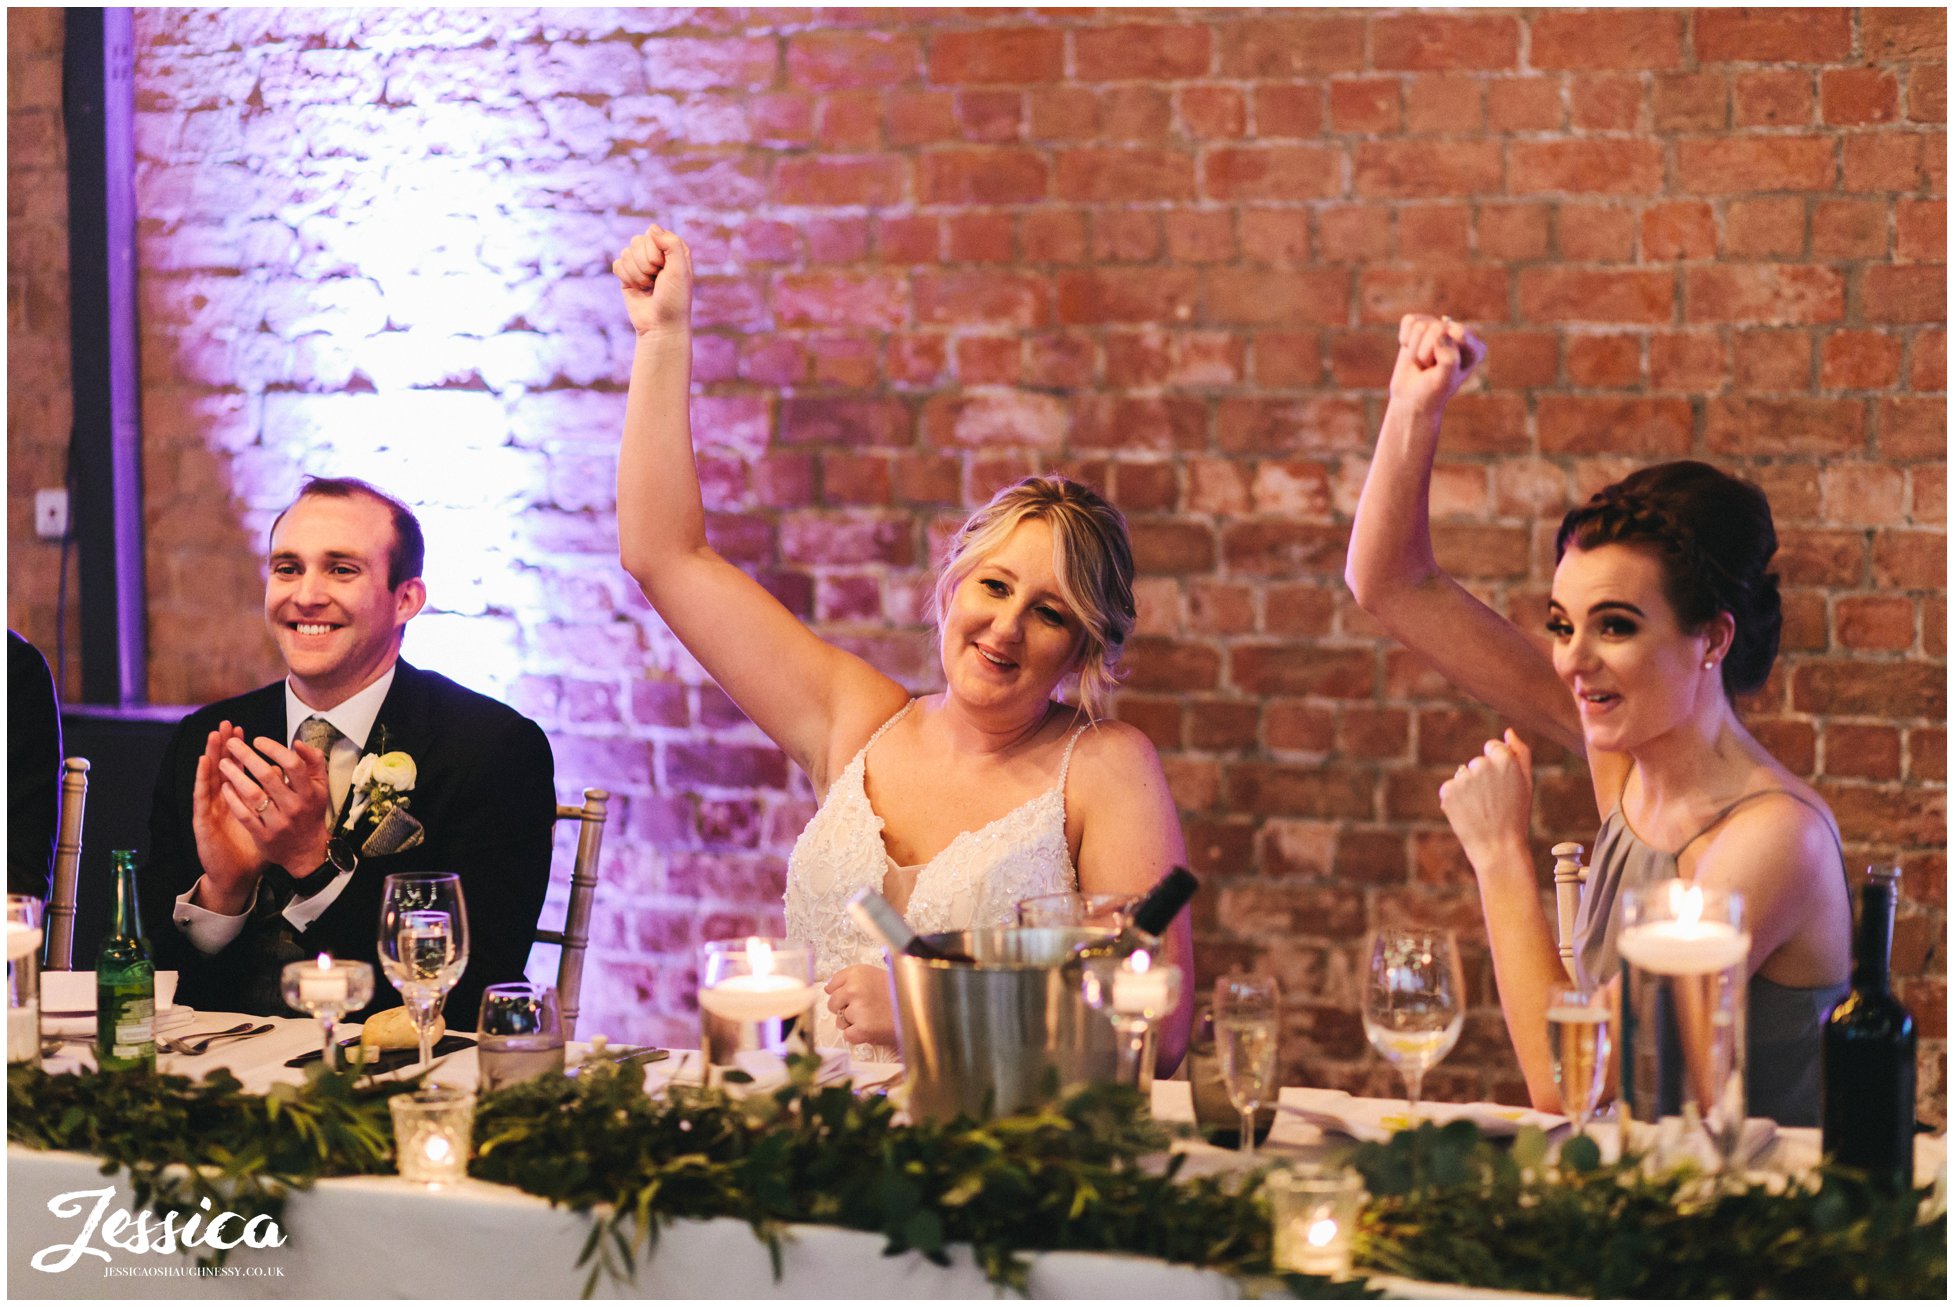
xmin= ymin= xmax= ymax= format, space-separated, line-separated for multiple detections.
xmin=824 ymin=965 xmax=898 ymax=1047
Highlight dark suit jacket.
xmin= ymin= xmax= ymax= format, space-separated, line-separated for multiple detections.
xmin=139 ymin=660 xmax=556 ymax=1029
xmin=8 ymin=630 xmax=61 ymax=901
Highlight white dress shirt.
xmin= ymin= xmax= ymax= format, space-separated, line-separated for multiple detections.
xmin=173 ymin=666 xmax=397 ymax=953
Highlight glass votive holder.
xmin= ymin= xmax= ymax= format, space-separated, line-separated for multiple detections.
xmin=389 ymin=1086 xmax=475 ymax=1186
xmin=6 ymin=896 xmax=45 ymax=1069
xmin=698 ymin=936 xmax=818 ymax=1070
xmin=1266 ymin=1163 xmax=1366 ymax=1279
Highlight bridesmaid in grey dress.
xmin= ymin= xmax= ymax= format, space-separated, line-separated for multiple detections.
xmin=1344 ymin=314 xmax=1850 ymax=1126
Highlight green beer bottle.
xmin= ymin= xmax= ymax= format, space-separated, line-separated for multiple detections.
xmin=96 ymin=849 xmax=156 ymax=1070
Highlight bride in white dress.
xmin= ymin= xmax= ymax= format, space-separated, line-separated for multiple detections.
xmin=612 ymin=225 xmax=1195 ymax=1070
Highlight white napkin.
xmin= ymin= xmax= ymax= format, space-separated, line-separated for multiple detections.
xmin=38 ymin=970 xmax=191 ymax=1039
xmin=1279 ymin=1090 xmax=1567 ymax=1143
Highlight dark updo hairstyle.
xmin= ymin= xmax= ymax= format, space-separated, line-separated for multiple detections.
xmin=1554 ymin=461 xmax=1782 ymax=697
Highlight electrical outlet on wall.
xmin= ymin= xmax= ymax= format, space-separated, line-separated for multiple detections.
xmin=34 ymin=489 xmax=68 ymax=540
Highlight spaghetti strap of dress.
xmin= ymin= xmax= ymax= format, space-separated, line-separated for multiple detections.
xmin=1673 ymin=787 xmax=1847 ymax=875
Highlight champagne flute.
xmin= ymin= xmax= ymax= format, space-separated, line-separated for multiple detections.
xmin=1361 ymin=927 xmax=1463 ymax=1118
xmin=377 ymin=873 xmax=470 ymax=1072
xmin=1213 ymin=974 xmax=1281 ymax=1158
xmin=1547 ymin=986 xmax=1610 ymax=1140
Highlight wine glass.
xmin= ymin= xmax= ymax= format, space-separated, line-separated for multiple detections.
xmin=1361 ymin=927 xmax=1463 ymax=1118
xmin=1213 ymin=974 xmax=1281 ymax=1158
xmin=1547 ymin=986 xmax=1610 ymax=1141
xmin=1015 ymin=891 xmax=1139 ymax=930
xmin=376 ymin=873 xmax=470 ymax=1072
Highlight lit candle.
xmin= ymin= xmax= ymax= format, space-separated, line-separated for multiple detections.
xmin=699 ymin=937 xmax=818 ymax=1023
xmin=1618 ymin=882 xmax=1749 ymax=976
xmin=1267 ymin=1165 xmax=1364 ymax=1280
xmin=1112 ymin=950 xmax=1174 ymax=1016
xmin=298 ymin=953 xmax=350 ymax=1006
xmin=390 ymin=1087 xmax=474 ymax=1185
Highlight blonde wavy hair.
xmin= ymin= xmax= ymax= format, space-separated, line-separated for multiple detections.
xmin=933 ymin=476 xmax=1137 ymax=719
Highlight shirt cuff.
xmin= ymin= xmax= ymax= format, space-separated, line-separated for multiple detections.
xmin=282 ymin=865 xmax=355 ymax=933
xmin=173 ymin=880 xmax=256 ymax=954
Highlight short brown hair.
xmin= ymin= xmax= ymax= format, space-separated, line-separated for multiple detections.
xmin=270 ymin=477 xmax=425 ymax=589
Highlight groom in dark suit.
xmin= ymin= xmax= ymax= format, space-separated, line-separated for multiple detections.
xmin=139 ymin=477 xmax=556 ymax=1027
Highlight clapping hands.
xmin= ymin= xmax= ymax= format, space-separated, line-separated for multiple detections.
xmin=190 ymin=723 xmax=333 ymax=912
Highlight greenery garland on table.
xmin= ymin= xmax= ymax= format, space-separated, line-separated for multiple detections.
xmin=1351 ymin=1120 xmax=1946 ymax=1299
xmin=10 ymin=1060 xmax=1945 ymax=1299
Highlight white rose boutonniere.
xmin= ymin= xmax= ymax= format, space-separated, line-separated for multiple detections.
xmin=345 ymin=735 xmax=425 ymax=856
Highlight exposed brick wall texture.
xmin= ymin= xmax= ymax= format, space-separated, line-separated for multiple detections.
xmin=5 ymin=8 xmax=1944 ymax=1118
xmin=7 ymin=7 xmax=81 ymax=692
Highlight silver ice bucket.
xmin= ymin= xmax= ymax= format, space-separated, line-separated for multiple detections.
xmin=888 ymin=926 xmax=1119 ymax=1122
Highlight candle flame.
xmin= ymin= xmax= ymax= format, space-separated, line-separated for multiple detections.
xmin=1669 ymin=881 xmax=1704 ymax=928
xmin=1306 ymin=1217 xmax=1338 ymax=1248
xmin=1131 ymin=948 xmax=1152 ymax=975
xmin=316 ymin=952 xmax=333 ymax=971
xmin=745 ymin=936 xmax=775 ymax=979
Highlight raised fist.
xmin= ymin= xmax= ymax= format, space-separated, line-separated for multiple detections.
xmin=613 ymin=223 xmax=692 ymax=336
xmin=1388 ymin=313 xmax=1485 ymax=416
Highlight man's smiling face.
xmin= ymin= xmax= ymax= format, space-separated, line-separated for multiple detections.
xmin=264 ymin=493 xmax=425 ymax=709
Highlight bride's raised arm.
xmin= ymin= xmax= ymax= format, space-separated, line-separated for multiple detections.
xmin=614 ymin=225 xmax=903 ymax=787
xmin=1344 ymin=314 xmax=1584 ymax=759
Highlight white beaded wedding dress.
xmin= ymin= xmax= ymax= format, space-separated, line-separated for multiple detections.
xmin=784 ymin=700 xmax=1087 ymax=1060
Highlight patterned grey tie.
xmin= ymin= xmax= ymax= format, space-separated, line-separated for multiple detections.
xmin=296 ymin=716 xmax=347 ymax=826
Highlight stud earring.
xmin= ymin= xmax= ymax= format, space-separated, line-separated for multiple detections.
xmin=1702 ymin=658 xmax=1716 ymax=670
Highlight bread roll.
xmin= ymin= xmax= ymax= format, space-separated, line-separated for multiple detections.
xmin=359 ymin=1006 xmax=445 ymax=1049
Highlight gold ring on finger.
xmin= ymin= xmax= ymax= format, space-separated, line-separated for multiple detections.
xmin=254 ymin=795 xmax=271 ymax=814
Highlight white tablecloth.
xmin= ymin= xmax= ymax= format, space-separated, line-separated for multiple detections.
xmin=10 ymin=1016 xmax=1945 ymax=1300
xmin=12 ymin=1016 xmax=1257 ymax=1299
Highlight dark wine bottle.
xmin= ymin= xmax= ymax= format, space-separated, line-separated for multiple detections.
xmin=1821 ymin=865 xmax=1916 ymax=1192
xmin=1068 ymin=866 xmax=1199 ymax=965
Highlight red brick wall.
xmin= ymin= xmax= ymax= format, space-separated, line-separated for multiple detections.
xmin=7 ymin=8 xmax=80 ymax=691
xmin=7 ymin=8 xmax=1944 ymax=1118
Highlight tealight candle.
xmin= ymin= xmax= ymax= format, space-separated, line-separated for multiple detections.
xmin=390 ymin=1087 xmax=474 ymax=1185
xmin=1266 ymin=1164 xmax=1365 ymax=1279
xmin=281 ymin=955 xmax=375 ymax=1071
xmin=1618 ymin=882 xmax=1749 ymax=976
xmin=698 ymin=936 xmax=819 ymax=1072
xmin=1112 ymin=952 xmax=1175 ymax=1017
xmin=299 ymin=954 xmax=351 ymax=1005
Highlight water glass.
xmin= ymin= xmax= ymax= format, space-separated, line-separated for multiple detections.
xmin=1547 ymin=986 xmax=1610 ymax=1139
xmin=477 ymin=983 xmax=566 ymax=1091
xmin=1213 ymin=974 xmax=1281 ymax=1157
xmin=6 ymin=896 xmax=44 ymax=1068
xmin=1617 ymin=879 xmax=1748 ymax=1170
